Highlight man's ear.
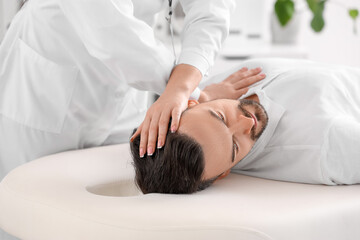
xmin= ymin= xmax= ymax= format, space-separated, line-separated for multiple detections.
xmin=188 ymin=100 xmax=199 ymax=108
xmin=215 ymin=169 xmax=231 ymax=182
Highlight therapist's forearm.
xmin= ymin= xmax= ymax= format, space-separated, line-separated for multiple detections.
xmin=163 ymin=64 xmax=202 ymax=97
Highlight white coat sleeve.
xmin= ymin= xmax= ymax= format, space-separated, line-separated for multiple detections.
xmin=59 ymin=0 xmax=174 ymax=94
xmin=178 ymin=0 xmax=236 ymax=77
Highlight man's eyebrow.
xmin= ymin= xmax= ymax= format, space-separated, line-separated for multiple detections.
xmin=208 ymin=110 xmax=235 ymax=163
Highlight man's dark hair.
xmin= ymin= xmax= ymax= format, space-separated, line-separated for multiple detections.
xmin=130 ymin=128 xmax=218 ymax=194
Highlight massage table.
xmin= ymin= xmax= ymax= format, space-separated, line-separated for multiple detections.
xmin=1 ymin=143 xmax=360 ymax=240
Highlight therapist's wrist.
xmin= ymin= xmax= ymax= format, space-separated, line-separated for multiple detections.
xmin=166 ymin=64 xmax=202 ymax=96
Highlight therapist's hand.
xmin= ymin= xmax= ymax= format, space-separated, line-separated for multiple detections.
xmin=198 ymin=67 xmax=265 ymax=103
xmin=130 ymin=64 xmax=202 ymax=158
xmin=131 ymin=92 xmax=188 ymax=157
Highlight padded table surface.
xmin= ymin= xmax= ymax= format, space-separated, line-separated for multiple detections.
xmin=1 ymin=143 xmax=360 ymax=240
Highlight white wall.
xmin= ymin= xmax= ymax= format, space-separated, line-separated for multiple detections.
xmin=297 ymin=0 xmax=360 ymax=67
xmin=187 ymin=0 xmax=360 ymax=69
xmin=1 ymin=0 xmax=359 ymax=68
xmin=226 ymin=0 xmax=360 ymax=67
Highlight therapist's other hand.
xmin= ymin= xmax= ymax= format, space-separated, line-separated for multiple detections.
xmin=130 ymin=64 xmax=202 ymax=158
xmin=198 ymin=67 xmax=265 ymax=103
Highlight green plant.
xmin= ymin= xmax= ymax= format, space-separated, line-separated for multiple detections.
xmin=275 ymin=0 xmax=359 ymax=34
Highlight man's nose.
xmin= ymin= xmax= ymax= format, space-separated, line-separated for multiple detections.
xmin=231 ymin=114 xmax=255 ymax=135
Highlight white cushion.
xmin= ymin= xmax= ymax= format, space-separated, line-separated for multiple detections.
xmin=1 ymin=143 xmax=360 ymax=240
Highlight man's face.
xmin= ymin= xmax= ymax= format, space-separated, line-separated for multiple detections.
xmin=178 ymin=97 xmax=268 ymax=180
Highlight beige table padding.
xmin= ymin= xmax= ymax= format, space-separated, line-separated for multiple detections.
xmin=1 ymin=143 xmax=360 ymax=240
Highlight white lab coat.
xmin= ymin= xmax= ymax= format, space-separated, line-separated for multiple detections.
xmin=0 ymin=0 xmax=235 ymax=181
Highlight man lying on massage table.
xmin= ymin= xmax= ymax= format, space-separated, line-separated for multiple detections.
xmin=130 ymin=58 xmax=360 ymax=194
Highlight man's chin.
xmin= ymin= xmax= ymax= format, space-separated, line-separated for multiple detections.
xmin=238 ymin=99 xmax=269 ymax=141
xmin=252 ymin=103 xmax=268 ymax=141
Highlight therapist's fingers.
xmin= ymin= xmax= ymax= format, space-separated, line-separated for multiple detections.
xmin=234 ymin=67 xmax=248 ymax=75
xmin=139 ymin=118 xmax=152 ymax=158
xmin=146 ymin=114 xmax=163 ymax=156
xmin=242 ymin=67 xmax=263 ymax=78
xmin=234 ymin=73 xmax=266 ymax=90
xmin=130 ymin=123 xmax=142 ymax=142
xmin=171 ymin=107 xmax=182 ymax=133
xmin=134 ymin=88 xmax=189 ymax=157
xmin=157 ymin=111 xmax=171 ymax=149
xmin=229 ymin=67 xmax=262 ymax=83
xmin=235 ymin=87 xmax=250 ymax=98
xmin=227 ymin=67 xmax=248 ymax=83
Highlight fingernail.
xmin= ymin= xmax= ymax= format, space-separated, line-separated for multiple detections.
xmin=171 ymin=126 xmax=176 ymax=133
xmin=157 ymin=141 xmax=163 ymax=149
xmin=257 ymin=67 xmax=262 ymax=71
xmin=147 ymin=146 xmax=153 ymax=156
xmin=139 ymin=148 xmax=144 ymax=158
xmin=260 ymin=73 xmax=266 ymax=77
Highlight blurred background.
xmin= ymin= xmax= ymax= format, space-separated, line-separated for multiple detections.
xmin=154 ymin=0 xmax=360 ymax=75
xmin=0 ymin=0 xmax=359 ymax=75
